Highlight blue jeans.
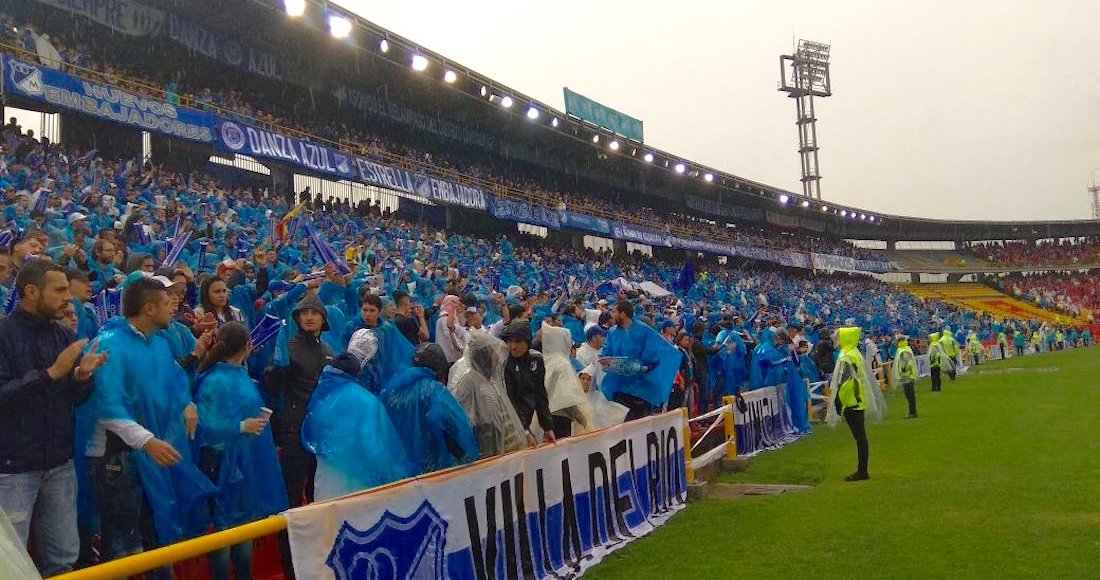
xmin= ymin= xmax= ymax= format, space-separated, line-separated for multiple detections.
xmin=86 ymin=451 xmax=171 ymax=580
xmin=0 ymin=460 xmax=80 ymax=577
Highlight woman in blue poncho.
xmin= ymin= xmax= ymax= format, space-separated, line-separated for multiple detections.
xmin=379 ymin=343 xmax=479 ymax=475
xmin=302 ymin=330 xmax=415 ymax=500
xmin=777 ymin=333 xmax=811 ymax=433
xmin=714 ymin=318 xmax=747 ymax=396
xmin=194 ymin=322 xmax=288 ymax=580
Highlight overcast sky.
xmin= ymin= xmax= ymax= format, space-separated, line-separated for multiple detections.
xmin=334 ymin=0 xmax=1099 ymax=221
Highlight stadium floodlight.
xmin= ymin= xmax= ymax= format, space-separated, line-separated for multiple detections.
xmin=779 ymin=194 xmax=790 ymax=205
xmin=526 ymin=107 xmax=540 ymax=120
xmin=592 ymin=135 xmax=600 ymax=144
xmin=859 ymin=213 xmax=866 ymax=220
xmin=411 ymin=55 xmax=429 ymax=72
xmin=840 ymin=210 xmax=848 ymax=217
xmin=379 ymin=39 xmax=390 ymax=53
xmin=609 ymin=140 xmax=620 ymax=151
xmin=328 ymin=14 xmax=352 ymax=39
xmin=801 ymin=200 xmax=810 ymax=208
xmin=704 ymin=173 xmax=714 ymax=182
xmin=821 ymin=205 xmax=828 ymax=211
xmin=869 ymin=215 xmax=876 ymax=222
xmin=443 ymin=70 xmax=457 ymax=83
xmin=284 ymin=0 xmax=306 ymax=17
xmin=674 ymin=163 xmax=686 ymax=174
xmin=643 ymin=152 xmax=654 ymax=163
xmin=500 ymin=96 xmax=514 ymax=108
xmin=551 ymin=117 xmax=559 ymax=127
xmin=480 ymin=85 xmax=488 ymax=97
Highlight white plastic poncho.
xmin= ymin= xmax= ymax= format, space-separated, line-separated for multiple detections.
xmin=581 ymin=364 xmax=628 ymax=429
xmin=447 ymin=330 xmax=528 ymax=457
xmin=540 ymin=323 xmax=593 ymax=432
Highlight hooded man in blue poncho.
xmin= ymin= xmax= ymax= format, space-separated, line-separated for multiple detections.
xmin=77 ymin=275 xmax=215 ymax=565
xmin=599 ymin=301 xmax=680 ymax=420
xmin=379 ymin=343 xmax=479 ymax=475
xmin=302 ymin=329 xmax=414 ymax=500
xmin=714 ymin=315 xmax=747 ymax=396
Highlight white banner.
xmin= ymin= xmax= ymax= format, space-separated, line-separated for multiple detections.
xmin=732 ymin=385 xmax=800 ymax=457
xmin=285 ymin=411 xmax=687 ymax=579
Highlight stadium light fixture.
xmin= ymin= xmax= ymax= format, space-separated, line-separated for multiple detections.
xmin=500 ymin=96 xmax=514 ymax=108
xmin=840 ymin=210 xmax=848 ymax=217
xmin=443 ymin=70 xmax=457 ymax=83
xmin=674 ymin=163 xmax=686 ymax=174
xmin=592 ymin=135 xmax=600 ymax=144
xmin=379 ymin=39 xmax=390 ymax=53
xmin=859 ymin=213 xmax=866 ymax=220
xmin=609 ymin=140 xmax=620 ymax=151
xmin=801 ymin=200 xmax=810 ymax=208
xmin=779 ymin=194 xmax=790 ymax=204
xmin=551 ymin=117 xmax=559 ymax=127
xmin=411 ymin=54 xmax=429 ymax=72
xmin=869 ymin=215 xmax=876 ymax=222
xmin=526 ymin=107 xmax=540 ymax=120
xmin=704 ymin=173 xmax=714 ymax=182
xmin=328 ymin=15 xmax=352 ymax=39
xmin=643 ymin=152 xmax=654 ymax=163
xmin=284 ymin=0 xmax=306 ymax=17
xmin=821 ymin=205 xmax=828 ymax=211
xmin=480 ymin=85 xmax=488 ymax=97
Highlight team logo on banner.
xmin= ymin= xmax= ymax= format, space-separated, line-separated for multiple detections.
xmin=334 ymin=154 xmax=351 ymax=175
xmin=9 ymin=61 xmax=44 ymax=96
xmin=326 ymin=500 xmax=448 ymax=580
xmin=220 ymin=121 xmax=246 ymax=151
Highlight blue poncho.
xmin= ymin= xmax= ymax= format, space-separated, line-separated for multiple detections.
xmin=600 ymin=320 xmax=681 ymax=407
xmin=714 ymin=328 xmax=747 ymax=395
xmin=301 ymin=366 xmax=414 ymax=500
xmin=194 ymin=363 xmax=288 ymax=528
xmin=783 ymin=351 xmax=812 ymax=433
xmin=749 ymin=329 xmax=789 ymax=390
xmin=379 ymin=366 xmax=479 ymax=475
xmin=76 ymin=318 xmax=215 ymax=544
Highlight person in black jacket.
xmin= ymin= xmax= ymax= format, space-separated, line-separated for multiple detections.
xmin=0 ymin=260 xmax=107 ymax=576
xmin=263 ymin=291 xmax=332 ymax=578
xmin=264 ymin=292 xmax=332 ymax=508
xmin=500 ymin=322 xmax=556 ymax=443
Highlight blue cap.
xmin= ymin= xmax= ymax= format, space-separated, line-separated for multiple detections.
xmin=660 ymin=319 xmax=678 ymax=331
xmin=585 ymin=326 xmax=607 ymax=340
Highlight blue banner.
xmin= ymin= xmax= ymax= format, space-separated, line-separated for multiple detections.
xmin=611 ymin=222 xmax=671 ymax=247
xmin=214 ymin=117 xmax=353 ymax=179
xmin=166 ymin=12 xmax=281 ymax=80
xmin=4 ymin=56 xmax=213 ymax=142
xmin=560 ymin=210 xmax=611 ymax=235
xmin=412 ymin=175 xmax=489 ymax=211
xmin=488 ymin=198 xmax=560 ymax=229
xmin=563 ymin=88 xmax=644 ymax=142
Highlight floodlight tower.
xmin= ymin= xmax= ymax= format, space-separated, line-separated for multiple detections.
xmin=779 ymin=40 xmax=832 ymax=200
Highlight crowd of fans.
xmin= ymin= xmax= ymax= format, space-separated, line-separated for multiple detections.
xmin=966 ymin=238 xmax=1100 ymax=267
xmin=992 ymin=272 xmax=1099 ymax=321
xmin=0 ymin=10 xmax=880 ymax=260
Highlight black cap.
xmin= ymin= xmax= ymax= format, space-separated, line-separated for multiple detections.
xmin=500 ymin=321 xmax=532 ymax=343
xmin=65 ymin=267 xmax=97 ymax=282
xmin=413 ymin=343 xmax=450 ymax=379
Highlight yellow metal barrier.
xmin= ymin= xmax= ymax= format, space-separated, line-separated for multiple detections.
xmin=49 ymin=516 xmax=287 ymax=580
xmin=681 ymin=407 xmax=695 ymax=483
xmin=722 ymin=396 xmax=737 ymax=459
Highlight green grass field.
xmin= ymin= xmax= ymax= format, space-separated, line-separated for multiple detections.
xmin=588 ymin=348 xmax=1100 ymax=579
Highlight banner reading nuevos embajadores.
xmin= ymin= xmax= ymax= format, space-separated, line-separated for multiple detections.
xmin=285 ymin=411 xmax=686 ymax=579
